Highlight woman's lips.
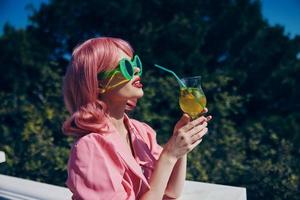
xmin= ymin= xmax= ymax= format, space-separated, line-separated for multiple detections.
xmin=132 ymin=77 xmax=143 ymax=88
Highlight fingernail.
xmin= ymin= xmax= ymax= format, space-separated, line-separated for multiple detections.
xmin=204 ymin=129 xmax=209 ymax=136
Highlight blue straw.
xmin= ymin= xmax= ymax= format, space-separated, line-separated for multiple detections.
xmin=154 ymin=64 xmax=186 ymax=88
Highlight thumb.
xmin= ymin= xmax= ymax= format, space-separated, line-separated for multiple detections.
xmin=174 ymin=114 xmax=191 ymax=133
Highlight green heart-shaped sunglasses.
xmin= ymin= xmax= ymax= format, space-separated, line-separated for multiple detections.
xmin=98 ymin=55 xmax=142 ymax=93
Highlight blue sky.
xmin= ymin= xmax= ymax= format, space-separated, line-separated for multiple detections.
xmin=0 ymin=0 xmax=300 ymax=37
xmin=261 ymin=0 xmax=300 ymax=38
xmin=0 ymin=0 xmax=48 ymax=33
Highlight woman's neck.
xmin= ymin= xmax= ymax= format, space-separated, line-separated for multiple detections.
xmin=105 ymin=99 xmax=127 ymax=131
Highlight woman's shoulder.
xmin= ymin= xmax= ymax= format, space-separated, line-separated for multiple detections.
xmin=67 ymin=132 xmax=124 ymax=173
xmin=69 ymin=132 xmax=121 ymax=162
xmin=72 ymin=132 xmax=109 ymax=151
xmin=75 ymin=132 xmax=101 ymax=143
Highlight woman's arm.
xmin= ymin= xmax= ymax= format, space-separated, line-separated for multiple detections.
xmin=140 ymin=152 xmax=178 ymax=200
xmin=140 ymin=115 xmax=208 ymax=200
xmin=164 ymin=155 xmax=187 ymax=198
xmin=164 ymin=110 xmax=212 ymax=198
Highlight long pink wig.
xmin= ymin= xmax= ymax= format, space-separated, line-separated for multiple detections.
xmin=62 ymin=37 xmax=133 ymax=136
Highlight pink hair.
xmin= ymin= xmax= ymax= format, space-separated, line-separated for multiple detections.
xmin=62 ymin=37 xmax=134 ymax=137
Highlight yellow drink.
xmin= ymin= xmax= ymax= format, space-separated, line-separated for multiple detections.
xmin=179 ymin=87 xmax=207 ymax=118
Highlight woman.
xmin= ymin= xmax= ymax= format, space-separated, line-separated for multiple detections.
xmin=63 ymin=37 xmax=212 ymax=200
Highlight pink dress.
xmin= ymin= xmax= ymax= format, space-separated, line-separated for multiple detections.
xmin=66 ymin=115 xmax=174 ymax=200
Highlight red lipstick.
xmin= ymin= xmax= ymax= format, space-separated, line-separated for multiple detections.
xmin=132 ymin=77 xmax=143 ymax=88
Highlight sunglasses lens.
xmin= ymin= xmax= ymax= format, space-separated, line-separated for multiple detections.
xmin=124 ymin=59 xmax=134 ymax=77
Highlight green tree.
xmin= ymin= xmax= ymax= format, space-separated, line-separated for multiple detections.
xmin=0 ymin=25 xmax=71 ymax=184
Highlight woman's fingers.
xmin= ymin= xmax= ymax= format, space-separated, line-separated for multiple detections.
xmin=180 ymin=114 xmax=211 ymax=133
xmin=206 ymin=115 xmax=212 ymax=122
xmin=188 ymin=122 xmax=207 ymax=137
xmin=190 ymin=127 xmax=208 ymax=144
xmin=178 ymin=108 xmax=212 ymax=132
xmin=200 ymin=108 xmax=212 ymax=122
xmin=187 ymin=138 xmax=203 ymax=152
xmin=181 ymin=116 xmax=207 ymax=132
xmin=177 ymin=123 xmax=207 ymax=146
xmin=174 ymin=108 xmax=212 ymax=155
xmin=174 ymin=114 xmax=191 ymax=131
xmin=201 ymin=107 xmax=208 ymax=114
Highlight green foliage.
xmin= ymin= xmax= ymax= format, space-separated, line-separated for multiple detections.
xmin=0 ymin=25 xmax=72 ymax=184
xmin=1 ymin=0 xmax=300 ymax=199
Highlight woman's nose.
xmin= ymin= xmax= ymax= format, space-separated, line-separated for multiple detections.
xmin=133 ymin=67 xmax=140 ymax=75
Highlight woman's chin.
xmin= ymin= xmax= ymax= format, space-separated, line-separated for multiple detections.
xmin=134 ymin=90 xmax=144 ymax=99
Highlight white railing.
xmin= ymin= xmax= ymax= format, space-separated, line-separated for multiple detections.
xmin=0 ymin=174 xmax=246 ymax=200
xmin=0 ymin=174 xmax=72 ymax=200
xmin=0 ymin=151 xmax=5 ymax=163
xmin=0 ymin=151 xmax=246 ymax=200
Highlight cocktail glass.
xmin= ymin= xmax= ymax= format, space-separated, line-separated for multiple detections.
xmin=179 ymin=76 xmax=207 ymax=119
xmin=153 ymin=64 xmax=207 ymax=119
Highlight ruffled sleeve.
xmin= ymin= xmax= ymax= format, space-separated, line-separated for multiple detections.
xmin=66 ymin=134 xmax=128 ymax=200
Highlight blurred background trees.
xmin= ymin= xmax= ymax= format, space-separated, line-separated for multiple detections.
xmin=0 ymin=0 xmax=299 ymax=199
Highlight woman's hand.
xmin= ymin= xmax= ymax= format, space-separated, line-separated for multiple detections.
xmin=163 ymin=108 xmax=212 ymax=162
